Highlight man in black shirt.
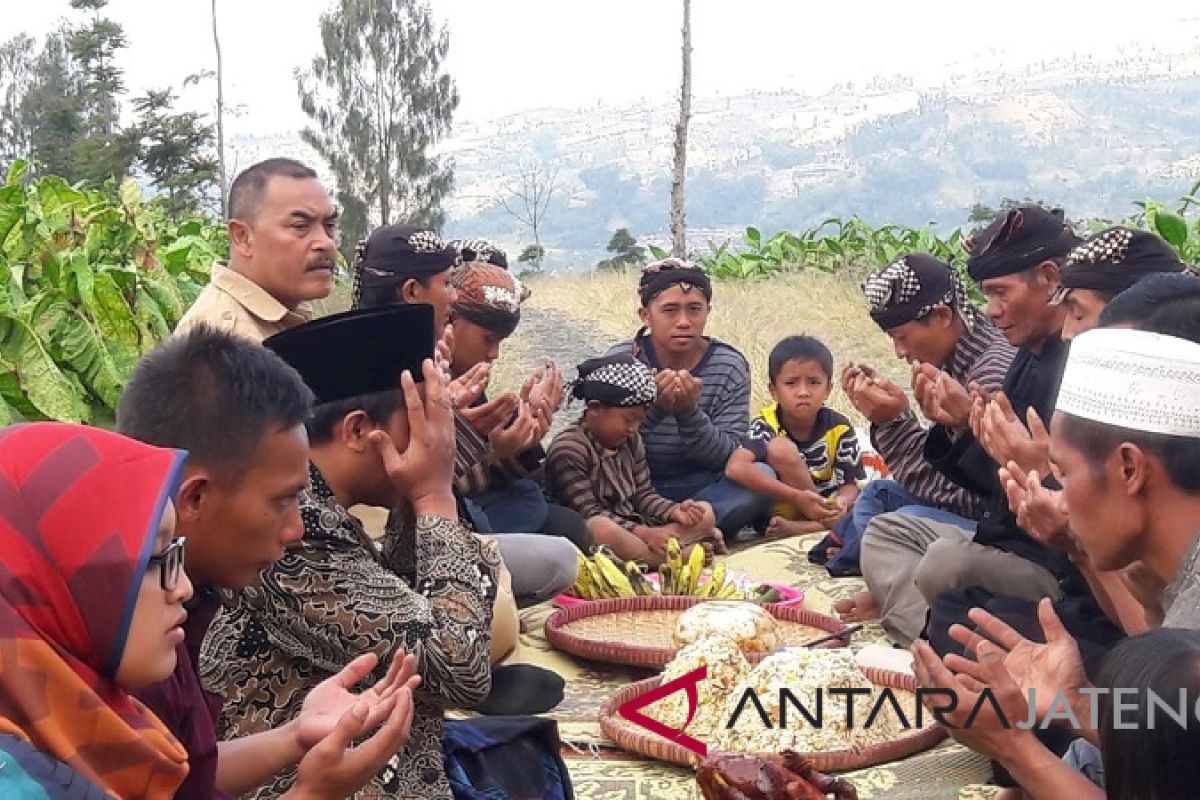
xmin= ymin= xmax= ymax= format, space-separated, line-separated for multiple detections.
xmin=851 ymin=207 xmax=1117 ymax=650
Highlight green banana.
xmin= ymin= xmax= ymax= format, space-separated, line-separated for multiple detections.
xmin=593 ymin=549 xmax=636 ymax=597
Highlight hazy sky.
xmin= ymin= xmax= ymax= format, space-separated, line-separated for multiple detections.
xmin=6 ymin=0 xmax=1200 ymax=140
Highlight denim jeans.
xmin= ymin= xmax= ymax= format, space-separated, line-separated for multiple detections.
xmin=471 ymin=478 xmax=550 ymax=534
xmin=653 ymin=465 xmax=777 ymax=538
xmin=826 ymin=479 xmax=977 ymax=574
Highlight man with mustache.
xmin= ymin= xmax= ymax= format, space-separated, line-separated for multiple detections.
xmin=176 ymin=158 xmax=338 ymax=341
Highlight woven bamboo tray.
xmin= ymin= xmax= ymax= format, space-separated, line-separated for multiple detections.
xmin=599 ymin=666 xmax=946 ymax=771
xmin=544 ymin=595 xmax=847 ymax=668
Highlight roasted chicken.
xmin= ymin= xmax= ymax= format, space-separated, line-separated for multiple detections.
xmin=696 ymin=751 xmax=858 ymax=800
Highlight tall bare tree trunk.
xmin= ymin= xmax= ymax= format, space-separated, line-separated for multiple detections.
xmin=211 ymin=0 xmax=228 ymax=218
xmin=669 ymin=0 xmax=692 ymax=258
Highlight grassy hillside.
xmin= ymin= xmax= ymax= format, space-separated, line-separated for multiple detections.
xmin=497 ymin=270 xmax=903 ymax=425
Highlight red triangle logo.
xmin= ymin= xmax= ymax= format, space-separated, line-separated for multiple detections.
xmin=617 ymin=665 xmax=708 ymax=757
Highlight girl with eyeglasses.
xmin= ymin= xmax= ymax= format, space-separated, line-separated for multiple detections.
xmin=0 ymin=423 xmax=415 ymax=799
xmin=0 ymin=423 xmax=193 ymax=798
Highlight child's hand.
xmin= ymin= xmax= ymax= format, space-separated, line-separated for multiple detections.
xmin=634 ymin=525 xmax=673 ymax=556
xmin=793 ymin=490 xmax=842 ymax=523
xmin=673 ymin=500 xmax=707 ymax=527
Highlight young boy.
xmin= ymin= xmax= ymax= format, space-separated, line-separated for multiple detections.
xmin=726 ymin=335 xmax=865 ymax=538
xmin=546 ymin=354 xmax=720 ymax=566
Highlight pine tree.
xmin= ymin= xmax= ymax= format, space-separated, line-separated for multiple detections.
xmin=297 ymin=0 xmax=459 ymax=255
xmin=66 ymin=0 xmax=134 ymax=183
xmin=21 ymin=29 xmax=87 ymax=181
xmin=0 ymin=34 xmax=37 ymax=169
xmin=128 ymin=89 xmax=218 ymax=220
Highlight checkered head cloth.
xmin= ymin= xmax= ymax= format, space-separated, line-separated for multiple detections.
xmin=569 ymin=354 xmax=657 ymax=407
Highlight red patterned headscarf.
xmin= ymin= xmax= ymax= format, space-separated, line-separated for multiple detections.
xmin=451 ymin=262 xmax=530 ymax=338
xmin=0 ymin=423 xmax=189 ymax=798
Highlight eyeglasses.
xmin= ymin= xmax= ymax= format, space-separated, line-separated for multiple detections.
xmin=148 ymin=537 xmax=187 ymax=592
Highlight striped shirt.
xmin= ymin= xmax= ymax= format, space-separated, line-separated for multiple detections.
xmin=605 ymin=335 xmax=752 ymax=481
xmin=868 ymin=309 xmax=1016 ymax=519
xmin=545 ymin=421 xmax=678 ymax=530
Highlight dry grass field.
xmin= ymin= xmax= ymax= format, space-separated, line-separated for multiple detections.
xmin=497 ymin=268 xmax=907 ymax=425
xmin=324 ymin=267 xmax=911 ymax=426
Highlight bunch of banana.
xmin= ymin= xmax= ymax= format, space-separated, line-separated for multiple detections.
xmin=567 ymin=538 xmax=754 ymax=601
xmin=658 ymin=539 xmax=708 ymax=595
xmin=572 ymin=550 xmax=632 ymax=599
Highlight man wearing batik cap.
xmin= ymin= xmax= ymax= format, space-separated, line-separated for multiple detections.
xmin=606 ymin=258 xmax=767 ymax=543
xmin=910 ymin=280 xmax=1200 ymax=798
xmin=1053 ymin=226 xmax=1194 ymax=341
xmin=849 ymin=206 xmax=1091 ymax=647
xmin=352 ymin=224 xmax=462 ymax=331
xmin=824 ymin=254 xmax=1015 ymax=581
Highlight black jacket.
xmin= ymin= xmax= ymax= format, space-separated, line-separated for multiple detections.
xmin=924 ymin=335 xmax=1088 ymax=595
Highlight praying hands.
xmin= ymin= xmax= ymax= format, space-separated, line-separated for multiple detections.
xmin=945 ymin=599 xmax=1093 ymax=739
xmin=653 ymin=368 xmax=703 ymax=413
xmin=977 ymin=392 xmax=1051 ymax=476
xmin=283 ymin=651 xmax=421 ymax=800
xmin=911 ymin=362 xmax=974 ymax=429
xmin=999 ymin=461 xmax=1071 ymax=552
xmin=841 ymin=362 xmax=909 ymax=424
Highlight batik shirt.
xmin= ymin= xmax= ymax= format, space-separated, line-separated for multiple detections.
xmin=742 ymin=404 xmax=866 ymax=497
xmin=200 ymin=463 xmax=500 ymax=799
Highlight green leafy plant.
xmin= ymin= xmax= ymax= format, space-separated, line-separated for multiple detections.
xmin=1132 ymin=182 xmax=1200 ymax=264
xmin=697 ymin=219 xmax=965 ymax=281
xmin=0 ymin=160 xmax=224 ymax=424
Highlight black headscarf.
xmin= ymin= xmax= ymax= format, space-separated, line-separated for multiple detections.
xmin=1052 ymin=227 xmax=1191 ymax=303
xmin=637 ymin=258 xmax=713 ymax=307
xmin=570 ymin=354 xmax=657 ymax=408
xmin=966 ymin=206 xmax=1081 ymax=282
xmin=449 ymin=238 xmax=509 ymax=269
xmin=351 ymin=225 xmax=461 ymax=310
xmin=862 ymin=253 xmax=973 ymax=331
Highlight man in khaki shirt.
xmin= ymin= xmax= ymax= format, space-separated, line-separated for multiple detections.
xmin=178 ymin=157 xmax=521 ymax=662
xmin=176 ymin=158 xmax=338 ymax=340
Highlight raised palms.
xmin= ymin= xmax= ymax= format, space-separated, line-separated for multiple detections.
xmin=946 ymin=598 xmax=1090 ymax=725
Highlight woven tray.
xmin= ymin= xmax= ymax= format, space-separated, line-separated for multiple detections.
xmin=599 ymin=666 xmax=946 ymax=771
xmin=544 ymin=595 xmax=847 ymax=668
